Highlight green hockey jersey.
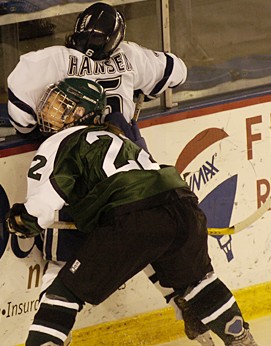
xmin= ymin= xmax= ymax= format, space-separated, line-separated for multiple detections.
xmin=25 ymin=124 xmax=188 ymax=232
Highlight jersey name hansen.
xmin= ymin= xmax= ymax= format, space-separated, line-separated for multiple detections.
xmin=67 ymin=52 xmax=133 ymax=77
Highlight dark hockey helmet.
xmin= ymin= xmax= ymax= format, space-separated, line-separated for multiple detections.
xmin=37 ymin=78 xmax=106 ymax=134
xmin=66 ymin=2 xmax=126 ymax=60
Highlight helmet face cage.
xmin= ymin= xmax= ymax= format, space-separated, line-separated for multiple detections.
xmin=68 ymin=2 xmax=126 ymax=60
xmin=37 ymin=85 xmax=77 ymax=134
xmin=37 ymin=78 xmax=106 ymax=134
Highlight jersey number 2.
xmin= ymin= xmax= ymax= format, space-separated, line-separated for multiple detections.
xmin=28 ymin=155 xmax=47 ymax=181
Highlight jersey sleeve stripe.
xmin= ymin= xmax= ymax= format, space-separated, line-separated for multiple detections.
xmin=8 ymin=88 xmax=37 ymax=121
xmin=149 ymin=53 xmax=174 ymax=96
xmin=8 ymin=114 xmax=36 ymax=130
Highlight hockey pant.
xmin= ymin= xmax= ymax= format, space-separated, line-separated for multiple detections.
xmin=36 ymin=189 xmax=212 ymax=344
xmin=26 ymin=189 xmax=212 ymax=344
xmin=39 ymin=261 xmax=195 ymax=343
xmin=39 ymin=260 xmax=187 ymax=344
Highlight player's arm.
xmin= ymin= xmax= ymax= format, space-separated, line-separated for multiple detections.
xmin=7 ymin=48 xmax=64 ymax=134
xmin=6 ymin=134 xmax=76 ymax=237
xmin=8 ymin=56 xmax=41 ymax=135
xmin=7 ymin=89 xmax=39 ymax=135
xmin=127 ymin=42 xmax=187 ymax=98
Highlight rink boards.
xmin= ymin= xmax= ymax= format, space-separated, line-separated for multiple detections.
xmin=1 ymin=90 xmax=271 ymax=345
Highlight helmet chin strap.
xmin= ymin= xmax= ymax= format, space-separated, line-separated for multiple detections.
xmin=64 ymin=112 xmax=98 ymax=129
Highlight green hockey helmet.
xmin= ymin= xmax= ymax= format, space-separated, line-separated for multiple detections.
xmin=37 ymin=78 xmax=106 ymax=134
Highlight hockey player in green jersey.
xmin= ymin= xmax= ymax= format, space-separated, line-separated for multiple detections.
xmin=6 ymin=78 xmax=258 ymax=346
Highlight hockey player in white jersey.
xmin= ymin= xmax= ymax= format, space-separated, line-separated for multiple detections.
xmin=6 ymin=3 xmax=214 ymax=345
xmin=7 ymin=2 xmax=187 ymax=136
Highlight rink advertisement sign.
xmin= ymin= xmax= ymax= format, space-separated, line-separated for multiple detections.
xmin=175 ymin=112 xmax=271 ymax=231
xmin=143 ymin=100 xmax=271 ymax=228
xmin=142 ymin=99 xmax=271 ymax=271
xmin=0 ymin=186 xmax=44 ymax=343
xmin=0 ymin=234 xmax=44 ymax=344
xmin=174 ymin=109 xmax=271 ymax=264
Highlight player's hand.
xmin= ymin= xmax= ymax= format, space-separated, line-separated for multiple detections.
xmin=6 ymin=203 xmax=44 ymax=238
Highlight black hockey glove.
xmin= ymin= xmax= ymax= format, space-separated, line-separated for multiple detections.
xmin=6 ymin=203 xmax=44 ymax=238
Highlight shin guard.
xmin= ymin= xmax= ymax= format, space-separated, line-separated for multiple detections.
xmin=174 ymin=272 xmax=247 ymax=345
xmin=26 ymin=277 xmax=83 ymax=346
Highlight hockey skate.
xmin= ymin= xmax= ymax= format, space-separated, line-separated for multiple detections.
xmin=194 ymin=331 xmax=215 ymax=346
xmin=228 ymin=328 xmax=258 ymax=346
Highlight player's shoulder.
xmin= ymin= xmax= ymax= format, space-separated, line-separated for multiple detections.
xmin=118 ymin=41 xmax=154 ymax=63
xmin=119 ymin=41 xmax=162 ymax=58
xmin=37 ymin=126 xmax=86 ymax=155
xmin=119 ymin=41 xmax=143 ymax=53
xmin=20 ymin=45 xmax=73 ymax=62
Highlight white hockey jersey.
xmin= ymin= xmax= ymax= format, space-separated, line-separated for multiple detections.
xmin=7 ymin=41 xmax=187 ymax=134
